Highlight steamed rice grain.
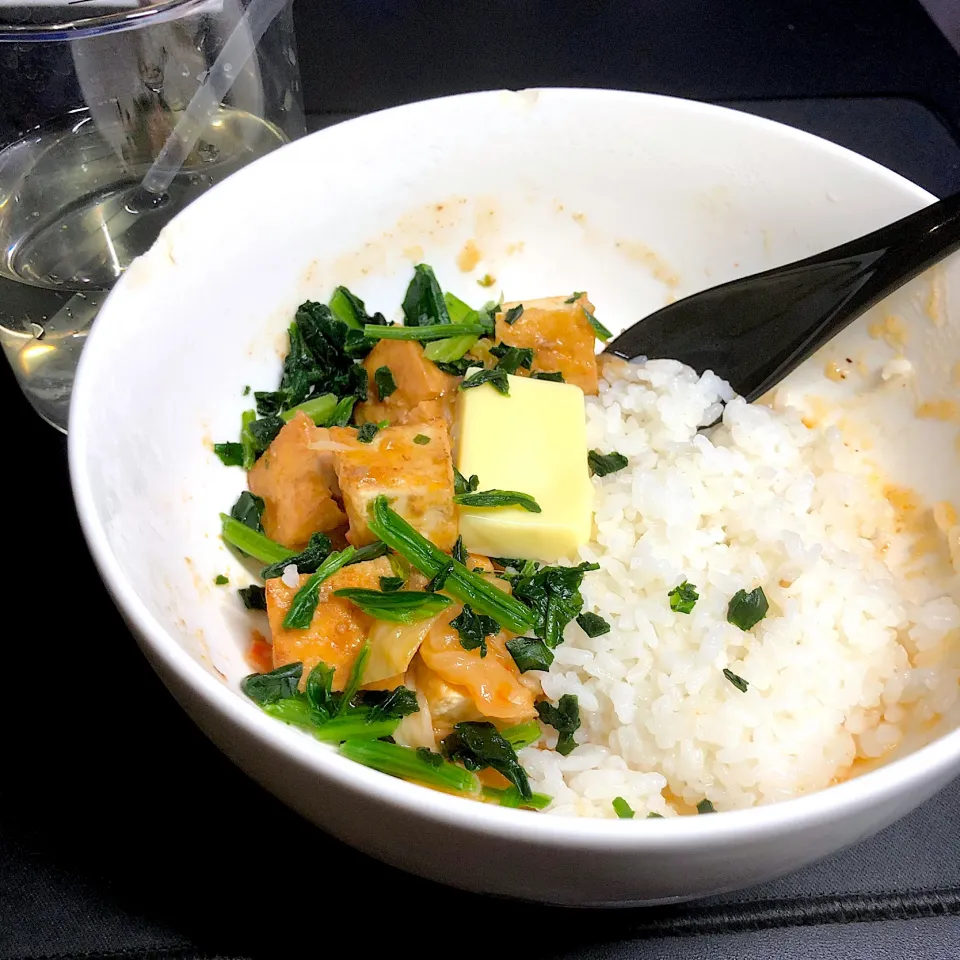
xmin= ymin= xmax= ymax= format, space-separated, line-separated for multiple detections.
xmin=522 ymin=358 xmax=960 ymax=818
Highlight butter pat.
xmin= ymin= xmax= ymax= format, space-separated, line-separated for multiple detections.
xmin=456 ymin=374 xmax=593 ymax=562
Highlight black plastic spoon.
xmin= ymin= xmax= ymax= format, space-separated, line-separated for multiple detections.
xmin=605 ymin=191 xmax=960 ymax=401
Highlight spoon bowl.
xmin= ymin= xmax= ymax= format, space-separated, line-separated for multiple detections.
xmin=606 ymin=191 xmax=960 ymax=400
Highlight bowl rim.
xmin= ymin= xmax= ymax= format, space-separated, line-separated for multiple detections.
xmin=69 ymin=86 xmax=959 ymax=847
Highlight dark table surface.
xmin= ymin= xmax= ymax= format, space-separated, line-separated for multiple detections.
xmin=5 ymin=2 xmax=960 ymax=958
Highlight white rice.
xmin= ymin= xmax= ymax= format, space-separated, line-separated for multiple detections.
xmin=521 ymin=358 xmax=960 ymax=818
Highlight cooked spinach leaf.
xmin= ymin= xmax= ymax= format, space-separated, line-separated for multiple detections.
xmin=450 ymin=603 xmax=500 ymax=657
xmin=425 ymin=559 xmax=454 ymax=593
xmin=325 ymin=395 xmax=357 ymax=427
xmin=220 ymin=514 xmax=294 ymax=564
xmin=530 ymin=371 xmax=565 ymax=382
xmin=697 ymin=799 xmax=716 ymax=814
xmin=442 ymin=721 xmax=531 ymax=799
xmin=341 ymin=739 xmax=480 ymax=795
xmin=454 ymin=489 xmax=541 ymax=513
xmin=374 ymin=365 xmax=397 ymax=401
xmin=346 ymin=540 xmax=390 ymax=564
xmin=454 ymin=468 xmax=480 ymax=495
xmin=213 ymin=442 xmax=244 ymax=466
xmin=356 ymin=685 xmax=420 ymax=723
xmin=490 ymin=343 xmax=534 ymax=375
xmin=564 ymin=291 xmax=585 ymax=304
xmin=334 ymin=588 xmax=452 ymax=623
xmin=417 ymin=746 xmax=444 ymax=767
xmin=452 ymin=536 xmax=468 ymax=565
xmin=305 ymin=661 xmax=337 ymax=717
xmin=588 ymin=450 xmax=629 ymax=477
xmin=214 ymin=574 xmax=229 ymax=585
xmin=413 ymin=433 xmax=430 ymax=445
xmin=356 ymin=421 xmax=382 ymax=443
xmin=240 ymin=409 xmax=257 ymax=470
xmin=261 ymin=531 xmax=332 ymax=580
xmin=509 ymin=561 xmax=599 ymax=648
xmin=254 ymin=391 xmax=284 ymax=417
xmin=459 ymin=367 xmax=509 ymax=395
xmin=242 ymin=662 xmax=302 ymax=705
xmin=434 ymin=356 xmax=484 ymax=377
xmin=727 ymin=587 xmax=768 ymax=631
xmin=536 ymin=694 xmax=581 ymax=756
xmin=282 ymin=547 xmax=357 ymax=629
xmin=576 ymin=612 xmax=611 ymax=637
xmin=402 ymin=264 xmax=451 ymax=326
xmin=337 ymin=642 xmax=369 ymax=715
xmin=238 ymin=585 xmax=267 ymax=610
xmin=247 ymin=415 xmax=284 ymax=454
xmin=505 ymin=636 xmax=554 ymax=673
xmin=502 ymin=305 xmax=524 ymax=325
xmin=231 ymin=491 xmax=266 ymax=532
xmin=329 ymin=285 xmax=369 ymax=329
xmin=379 ymin=576 xmax=405 ymax=592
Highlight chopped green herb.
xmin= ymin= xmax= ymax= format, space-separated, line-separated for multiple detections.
xmin=576 ymin=612 xmax=611 ymax=637
xmin=612 ymin=797 xmax=635 ymax=819
xmin=482 ymin=786 xmax=552 ymax=810
xmin=490 ymin=343 xmax=534 ymax=375
xmin=337 ymin=642 xmax=369 ymax=716
xmin=240 ymin=409 xmax=257 ymax=470
xmin=536 ymin=695 xmax=581 ymax=756
xmin=402 ymin=263 xmax=452 ymax=327
xmin=647 ymin=812 xmax=664 ymax=819
xmin=454 ymin=468 xmax=480 ymax=495
xmin=242 ymin=662 xmax=302 ymax=706
xmin=425 ymin=559 xmax=454 ymax=593
xmin=442 ymin=721 xmax=531 ymax=800
xmin=238 ymin=585 xmax=267 ymax=610
xmin=357 ymin=685 xmax=420 ymax=723
xmin=477 ymin=274 xmax=496 ymax=288
xmin=324 ymin=395 xmax=357 ymax=427
xmin=500 ymin=720 xmax=542 ymax=750
xmin=564 ymin=291 xmax=585 ymax=304
xmin=505 ymin=636 xmax=555 ymax=673
xmin=243 ymin=385 xmax=251 ymax=396
xmin=452 ymin=536 xmax=468 ymax=565
xmin=345 ymin=540 xmax=390 ymax=565
xmin=723 ymin=668 xmax=749 ymax=693
xmin=261 ymin=531 xmax=332 ymax=580
xmin=213 ymin=442 xmax=244 ymax=466
xmin=668 ymin=581 xmax=699 ymax=615
xmin=460 ymin=367 xmax=510 ymax=395
xmin=334 ymin=588 xmax=452 ymax=624
xmin=329 ymin=285 xmax=368 ymax=329
xmin=450 ymin=604 xmax=500 ymax=658
xmin=214 ymin=574 xmax=229 ymax=586
xmin=530 ymin=371 xmax=565 ymax=382
xmin=374 ymin=365 xmax=397 ymax=401
xmin=454 ymin=489 xmax=542 ymax=513
xmin=727 ymin=587 xmax=769 ymax=631
xmin=282 ymin=547 xmax=357 ymax=629
xmin=379 ymin=576 xmax=405 ymax=593
xmin=341 ymin=739 xmax=480 ymax=795
xmin=582 ymin=305 xmax=612 ymax=341
xmin=367 ymin=497 xmax=535 ymax=634
xmin=413 ymin=433 xmax=430 ymax=445
xmin=502 ymin=304 xmax=524 ymax=325
xmin=356 ymin=421 xmax=382 ymax=443
xmin=697 ymin=799 xmax=716 ymax=815
xmin=587 ymin=450 xmax=629 ymax=477
xmin=305 ymin=661 xmax=336 ymax=717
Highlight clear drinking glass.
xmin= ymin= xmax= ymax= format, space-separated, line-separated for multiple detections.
xmin=0 ymin=0 xmax=305 ymax=431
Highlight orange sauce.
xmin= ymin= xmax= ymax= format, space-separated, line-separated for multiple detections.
xmin=247 ymin=630 xmax=274 ymax=674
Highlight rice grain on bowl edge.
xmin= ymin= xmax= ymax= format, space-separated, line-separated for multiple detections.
xmin=521 ymin=358 xmax=960 ymax=818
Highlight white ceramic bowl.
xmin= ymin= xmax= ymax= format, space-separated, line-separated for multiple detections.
xmin=69 ymin=89 xmax=960 ymax=906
